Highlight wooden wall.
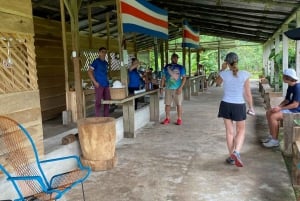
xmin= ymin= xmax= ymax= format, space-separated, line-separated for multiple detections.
xmin=0 ymin=0 xmax=44 ymax=156
xmin=34 ymin=17 xmax=135 ymax=121
xmin=34 ymin=17 xmax=66 ymax=121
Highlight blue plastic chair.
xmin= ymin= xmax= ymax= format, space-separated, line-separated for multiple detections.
xmin=0 ymin=116 xmax=91 ymax=200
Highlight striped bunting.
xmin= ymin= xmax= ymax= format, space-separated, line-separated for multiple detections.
xmin=120 ymin=0 xmax=168 ymax=39
xmin=182 ymin=20 xmax=199 ymax=49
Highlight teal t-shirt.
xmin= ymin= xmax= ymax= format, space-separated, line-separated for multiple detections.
xmin=162 ymin=63 xmax=186 ymax=89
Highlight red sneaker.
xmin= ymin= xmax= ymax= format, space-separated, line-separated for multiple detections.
xmin=161 ymin=118 xmax=170 ymax=125
xmin=176 ymin=119 xmax=182 ymax=125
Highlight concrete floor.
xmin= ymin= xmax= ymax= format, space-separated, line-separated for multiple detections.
xmin=53 ymin=81 xmax=296 ymax=201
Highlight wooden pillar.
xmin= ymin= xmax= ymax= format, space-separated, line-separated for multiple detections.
xmin=165 ymin=40 xmax=169 ymax=69
xmin=217 ymin=45 xmax=221 ymax=71
xmin=296 ymin=11 xmax=300 ymax=80
xmin=64 ymin=0 xmax=84 ymax=120
xmin=196 ymin=49 xmax=200 ymax=75
xmin=183 ymin=47 xmax=186 ymax=68
xmin=60 ymin=0 xmax=69 ymax=111
xmin=282 ymin=24 xmax=289 ymax=94
xmin=188 ymin=48 xmax=191 ymax=76
xmin=116 ymin=0 xmax=128 ymax=96
xmin=106 ymin=12 xmax=112 ymax=78
xmin=154 ymin=37 xmax=159 ymax=70
xmin=88 ymin=5 xmax=92 ymax=48
xmin=160 ymin=40 xmax=165 ymax=71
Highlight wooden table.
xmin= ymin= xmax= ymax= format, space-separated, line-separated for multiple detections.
xmin=102 ymin=89 xmax=160 ymax=138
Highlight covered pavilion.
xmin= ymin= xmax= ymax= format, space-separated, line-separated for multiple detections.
xmin=1 ymin=0 xmax=300 ymax=200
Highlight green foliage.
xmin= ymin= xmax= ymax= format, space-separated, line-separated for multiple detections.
xmin=199 ymin=36 xmax=263 ymax=78
xmin=267 ymin=44 xmax=296 ymax=90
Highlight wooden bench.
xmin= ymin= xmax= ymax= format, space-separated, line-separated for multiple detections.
xmin=283 ymin=113 xmax=300 ymax=156
xmin=258 ymin=78 xmax=269 ymax=93
xmin=102 ymin=89 xmax=160 ymax=138
xmin=261 ymin=83 xmax=274 ymax=98
xmin=291 ymin=127 xmax=300 ymax=185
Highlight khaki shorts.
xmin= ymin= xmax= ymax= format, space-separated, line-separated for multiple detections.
xmin=164 ymin=88 xmax=183 ymax=106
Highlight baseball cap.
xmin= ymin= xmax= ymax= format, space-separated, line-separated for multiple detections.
xmin=171 ymin=53 xmax=179 ymax=58
xmin=224 ymin=52 xmax=238 ymax=64
xmin=283 ymin=68 xmax=298 ymax=81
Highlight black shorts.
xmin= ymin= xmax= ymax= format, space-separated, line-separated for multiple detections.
xmin=218 ymin=101 xmax=246 ymax=121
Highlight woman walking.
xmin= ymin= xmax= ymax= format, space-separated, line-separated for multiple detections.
xmin=216 ymin=52 xmax=255 ymax=167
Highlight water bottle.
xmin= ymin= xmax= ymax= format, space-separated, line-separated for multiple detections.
xmin=149 ymin=82 xmax=152 ymax=90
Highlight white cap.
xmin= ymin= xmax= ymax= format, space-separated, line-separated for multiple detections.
xmin=283 ymin=68 xmax=298 ymax=81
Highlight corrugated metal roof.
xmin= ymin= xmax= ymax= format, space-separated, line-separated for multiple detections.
xmin=31 ymin=0 xmax=300 ymax=50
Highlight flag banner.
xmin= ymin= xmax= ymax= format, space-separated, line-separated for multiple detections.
xmin=120 ymin=0 xmax=168 ymax=39
xmin=182 ymin=20 xmax=199 ymax=49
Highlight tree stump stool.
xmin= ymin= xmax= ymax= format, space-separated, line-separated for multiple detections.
xmin=77 ymin=117 xmax=117 ymax=171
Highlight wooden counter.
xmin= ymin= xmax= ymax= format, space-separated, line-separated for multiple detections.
xmin=102 ymin=89 xmax=160 ymax=138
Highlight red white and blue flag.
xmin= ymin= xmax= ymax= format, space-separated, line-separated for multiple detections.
xmin=120 ymin=0 xmax=168 ymax=39
xmin=182 ymin=20 xmax=199 ymax=49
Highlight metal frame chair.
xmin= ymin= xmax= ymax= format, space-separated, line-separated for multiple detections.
xmin=0 ymin=116 xmax=91 ymax=201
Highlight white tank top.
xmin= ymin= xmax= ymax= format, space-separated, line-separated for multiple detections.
xmin=219 ymin=70 xmax=250 ymax=104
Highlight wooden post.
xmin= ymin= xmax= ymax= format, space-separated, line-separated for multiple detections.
xmin=165 ymin=40 xmax=169 ymax=70
xmin=283 ymin=113 xmax=300 ymax=155
xmin=188 ymin=47 xmax=191 ymax=76
xmin=182 ymin=47 xmax=186 ymax=68
xmin=196 ymin=49 xmax=200 ymax=74
xmin=116 ymin=0 xmax=128 ymax=96
xmin=64 ymin=0 xmax=84 ymax=121
xmin=88 ymin=4 xmax=92 ymax=48
xmin=160 ymin=39 xmax=165 ymax=71
xmin=154 ymin=37 xmax=159 ymax=71
xmin=106 ymin=12 xmax=112 ymax=78
xmin=60 ymin=0 xmax=70 ymax=110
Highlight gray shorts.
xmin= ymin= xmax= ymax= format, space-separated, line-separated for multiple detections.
xmin=164 ymin=89 xmax=183 ymax=106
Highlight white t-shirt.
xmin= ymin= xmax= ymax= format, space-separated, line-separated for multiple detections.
xmin=219 ymin=70 xmax=250 ymax=104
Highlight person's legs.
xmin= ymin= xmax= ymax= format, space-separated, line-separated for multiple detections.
xmin=268 ymin=111 xmax=283 ymax=139
xmin=235 ymin=120 xmax=246 ymax=152
xmin=128 ymin=87 xmax=139 ymax=110
xmin=223 ymin=118 xmax=235 ymax=155
xmin=103 ymin=86 xmax=111 ymax=117
xmin=226 ymin=119 xmax=245 ymax=167
xmin=162 ymin=89 xmax=173 ymax=123
xmin=266 ymin=109 xmax=273 ymax=135
xmin=95 ymin=87 xmax=104 ymax=117
xmin=174 ymin=92 xmax=183 ymax=120
xmin=223 ymin=103 xmax=245 ymax=167
xmin=165 ymin=105 xmax=171 ymax=119
xmin=263 ymin=110 xmax=283 ymax=147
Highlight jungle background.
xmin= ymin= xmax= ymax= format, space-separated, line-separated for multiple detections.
xmin=145 ymin=35 xmax=296 ymax=86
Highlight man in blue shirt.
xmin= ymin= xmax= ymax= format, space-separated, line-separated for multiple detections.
xmin=160 ymin=53 xmax=186 ymax=125
xmin=88 ymin=47 xmax=111 ymax=117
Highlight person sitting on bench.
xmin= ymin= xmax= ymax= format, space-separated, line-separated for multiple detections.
xmin=262 ymin=68 xmax=300 ymax=147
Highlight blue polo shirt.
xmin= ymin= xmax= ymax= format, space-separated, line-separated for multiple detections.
xmin=90 ymin=58 xmax=109 ymax=87
xmin=128 ymin=69 xmax=141 ymax=88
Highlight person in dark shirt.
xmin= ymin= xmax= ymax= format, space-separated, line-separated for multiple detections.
xmin=262 ymin=68 xmax=300 ymax=148
xmin=128 ymin=58 xmax=142 ymax=109
xmin=88 ymin=47 xmax=110 ymax=117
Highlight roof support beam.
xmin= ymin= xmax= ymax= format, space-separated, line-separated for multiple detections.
xmin=64 ymin=0 xmax=84 ymax=120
